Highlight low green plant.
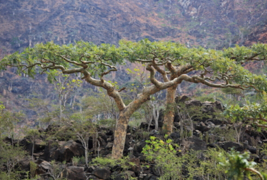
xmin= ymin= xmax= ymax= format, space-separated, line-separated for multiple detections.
xmin=142 ymin=136 xmax=182 ymax=180
xmin=142 ymin=136 xmax=230 ymax=179
xmin=219 ymin=149 xmax=267 ymax=180
xmin=91 ymin=156 xmax=135 ymax=171
xmin=29 ymin=161 xmax=37 ymax=178
xmin=72 ymin=156 xmax=80 ymax=166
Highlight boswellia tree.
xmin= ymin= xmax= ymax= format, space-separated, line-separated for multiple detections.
xmin=0 ymin=40 xmax=266 ymax=159
xmin=120 ymin=40 xmax=267 ymax=134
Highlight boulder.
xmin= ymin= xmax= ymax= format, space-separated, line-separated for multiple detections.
xmin=195 ymin=122 xmax=210 ymax=133
xmin=63 ymin=166 xmax=87 ymax=180
xmin=36 ymin=160 xmax=52 ymax=175
xmin=181 ymin=137 xmax=207 ymax=151
xmin=93 ymin=167 xmax=111 ymax=179
xmin=218 ymin=141 xmax=244 ymax=152
xmin=53 ymin=140 xmax=84 ymax=162
xmin=133 ymin=140 xmax=146 ymax=156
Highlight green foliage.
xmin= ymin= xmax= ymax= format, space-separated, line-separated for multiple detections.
xmin=91 ymin=156 xmax=136 ymax=171
xmin=72 ymin=156 xmax=81 ymax=166
xmin=142 ymin=136 xmax=182 ymax=179
xmin=142 ymin=136 xmax=230 ymax=179
xmin=29 ymin=161 xmax=37 ymax=178
xmin=224 ymin=92 xmax=267 ymax=129
xmin=219 ymin=149 xmax=266 ymax=180
xmin=0 ymin=101 xmax=24 ymax=139
xmin=0 ymin=41 xmax=124 ymax=78
xmin=0 ymin=142 xmax=26 ymax=180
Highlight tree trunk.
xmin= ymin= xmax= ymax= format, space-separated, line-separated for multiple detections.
xmin=32 ymin=140 xmax=35 ymax=160
xmin=112 ymin=91 xmax=151 ymax=159
xmin=85 ymin=147 xmax=88 ymax=166
xmin=163 ymin=85 xmax=177 ymax=134
xmin=112 ymin=111 xmax=129 ymax=159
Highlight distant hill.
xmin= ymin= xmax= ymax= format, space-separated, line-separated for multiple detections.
xmin=0 ymin=0 xmax=267 ymax=122
xmin=0 ymin=0 xmax=267 ymax=57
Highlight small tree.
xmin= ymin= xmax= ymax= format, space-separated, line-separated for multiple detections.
xmin=0 ymin=102 xmax=26 ymax=179
xmin=62 ymin=115 xmax=97 ymax=166
xmin=225 ymin=92 xmax=267 ymax=130
xmin=24 ymin=128 xmax=41 ymax=160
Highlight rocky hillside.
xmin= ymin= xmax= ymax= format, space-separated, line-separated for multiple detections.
xmin=1 ymin=0 xmax=267 ymax=58
xmin=3 ymin=97 xmax=267 ymax=179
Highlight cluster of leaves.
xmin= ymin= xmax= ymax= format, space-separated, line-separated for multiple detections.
xmin=91 ymin=156 xmax=136 ymax=171
xmin=0 ymin=41 xmax=125 ymax=79
xmin=0 ymin=102 xmax=27 ymax=180
xmin=142 ymin=136 xmax=183 ymax=179
xmin=224 ymin=92 xmax=267 ymax=129
xmin=219 ymin=150 xmax=267 ymax=180
xmin=142 ymin=136 xmax=267 ymax=180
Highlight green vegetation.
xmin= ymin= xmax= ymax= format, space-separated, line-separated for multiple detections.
xmin=0 ymin=39 xmax=267 ymax=160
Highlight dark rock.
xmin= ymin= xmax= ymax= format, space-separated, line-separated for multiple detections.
xmin=151 ymin=165 xmax=161 ymax=177
xmin=207 ymin=119 xmax=225 ymax=125
xmin=63 ymin=166 xmax=87 ymax=180
xmin=133 ymin=140 xmax=146 ymax=156
xmin=195 ymin=122 xmax=210 ymax=133
xmin=129 ymin=157 xmax=141 ymax=174
xmin=193 ymin=130 xmax=202 ymax=138
xmin=158 ymin=109 xmax=164 ymax=128
xmin=42 ymin=140 xmax=59 ymax=161
xmin=93 ymin=167 xmax=111 ymax=179
xmin=170 ymin=132 xmax=180 ymax=140
xmin=181 ymin=137 xmax=207 ymax=151
xmin=112 ymin=171 xmax=127 ymax=180
xmin=18 ymin=158 xmax=30 ymax=172
xmin=243 ymin=141 xmax=257 ymax=154
xmin=207 ymin=143 xmax=218 ymax=148
xmin=140 ymin=122 xmax=149 ymax=130
xmin=105 ymin=129 xmax=113 ymax=136
xmin=53 ymin=140 xmax=84 ymax=162
xmin=186 ymin=99 xmax=202 ymax=107
xmin=175 ymin=95 xmax=191 ymax=103
xmin=85 ymin=166 xmax=95 ymax=173
xmin=36 ymin=160 xmax=52 ymax=175
xmin=145 ymin=174 xmax=159 ymax=180
xmin=218 ymin=141 xmax=244 ymax=152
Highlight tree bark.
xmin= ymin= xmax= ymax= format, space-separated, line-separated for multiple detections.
xmin=112 ymin=111 xmax=129 ymax=159
xmin=111 ymin=87 xmax=153 ymax=159
xmin=163 ymin=85 xmax=177 ymax=134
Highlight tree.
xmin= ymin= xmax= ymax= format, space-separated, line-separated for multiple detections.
xmin=121 ymin=40 xmax=267 ymax=134
xmin=1 ymin=40 xmax=267 ymax=159
xmin=225 ymin=92 xmax=267 ymax=130
xmin=57 ymin=115 xmax=97 ymax=167
xmin=23 ymin=128 xmax=41 ymax=160
xmin=0 ymin=102 xmax=26 ymax=179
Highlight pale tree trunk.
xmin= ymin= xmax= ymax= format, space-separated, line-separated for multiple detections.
xmin=163 ymin=85 xmax=177 ymax=134
xmin=112 ymin=92 xmax=152 ymax=159
xmin=112 ymin=110 xmax=132 ymax=159
xmin=152 ymin=103 xmax=160 ymax=131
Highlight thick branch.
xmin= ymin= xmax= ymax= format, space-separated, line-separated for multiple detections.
xmin=186 ymin=75 xmax=244 ymax=89
xmin=152 ymin=62 xmax=169 ymax=82
xmin=166 ymin=61 xmax=176 ymax=74
xmin=82 ymin=70 xmax=126 ymax=111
